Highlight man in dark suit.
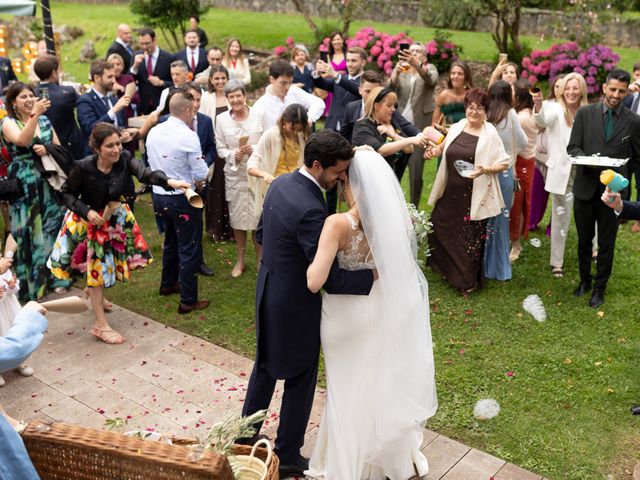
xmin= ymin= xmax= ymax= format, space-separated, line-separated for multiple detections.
xmin=0 ymin=56 xmax=17 ymax=97
xmin=131 ymin=28 xmax=173 ymax=114
xmin=173 ymin=30 xmax=208 ymax=76
xmin=602 ymin=188 xmax=640 ymax=220
xmin=622 ymin=63 xmax=640 ymax=214
xmin=189 ymin=15 xmax=208 ymax=49
xmin=568 ymin=69 xmax=640 ymax=307
xmin=241 ymin=130 xmax=375 ymax=478
xmin=312 ymin=46 xmax=366 ymax=130
xmin=77 ymin=59 xmax=137 ymax=156
xmin=33 ymin=55 xmax=84 ymax=159
xmin=106 ymin=24 xmax=134 ymax=73
xmin=341 ymin=70 xmax=420 ymax=143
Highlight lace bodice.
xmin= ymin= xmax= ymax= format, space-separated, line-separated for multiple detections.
xmin=336 ymin=212 xmax=375 ymax=271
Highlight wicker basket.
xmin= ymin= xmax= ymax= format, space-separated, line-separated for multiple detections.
xmin=22 ymin=420 xmax=234 ymax=479
xmin=227 ymin=439 xmax=272 ymax=480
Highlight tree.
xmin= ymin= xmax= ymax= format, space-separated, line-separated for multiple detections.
xmin=130 ymin=0 xmax=208 ymax=51
xmin=290 ymin=0 xmax=364 ymax=40
xmin=477 ymin=0 xmax=523 ymax=56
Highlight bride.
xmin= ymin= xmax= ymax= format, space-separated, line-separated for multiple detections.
xmin=305 ymin=149 xmax=437 ymax=479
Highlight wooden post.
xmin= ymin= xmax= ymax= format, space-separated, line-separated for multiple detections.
xmin=40 ymin=0 xmax=55 ymax=55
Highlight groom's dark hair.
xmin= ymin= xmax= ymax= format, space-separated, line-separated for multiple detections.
xmin=304 ymin=129 xmax=353 ymax=169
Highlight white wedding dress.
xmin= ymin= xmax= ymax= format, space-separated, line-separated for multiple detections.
xmin=306 ymin=150 xmax=438 ymax=480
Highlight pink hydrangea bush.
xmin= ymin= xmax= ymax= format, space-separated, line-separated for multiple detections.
xmin=424 ymin=30 xmax=462 ymax=74
xmin=521 ymin=42 xmax=619 ymax=94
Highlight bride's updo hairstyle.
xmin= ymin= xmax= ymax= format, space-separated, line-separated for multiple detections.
xmin=303 ymin=129 xmax=353 ymax=169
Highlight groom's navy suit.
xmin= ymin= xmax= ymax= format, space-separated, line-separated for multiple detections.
xmin=242 ymin=169 xmax=373 ymax=464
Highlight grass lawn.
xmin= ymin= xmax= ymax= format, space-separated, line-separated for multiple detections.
xmin=3 ymin=3 xmax=640 ymax=478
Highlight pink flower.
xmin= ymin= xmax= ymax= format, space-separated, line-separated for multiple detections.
xmin=528 ymin=75 xmax=538 ymax=84
xmin=441 ymin=52 xmax=449 ymax=59
xmin=286 ymin=36 xmax=295 ymax=45
xmin=370 ymin=45 xmax=382 ymax=57
xmin=273 ymin=46 xmax=286 ymax=57
xmin=506 ymin=371 xmax=514 ymax=377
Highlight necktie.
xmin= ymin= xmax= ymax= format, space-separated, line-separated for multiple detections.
xmin=125 ymin=44 xmax=133 ymax=58
xmin=190 ymin=51 xmax=196 ymax=72
xmin=146 ymin=55 xmax=153 ymax=77
xmin=101 ymin=95 xmax=111 ymax=110
xmin=604 ymin=109 xmax=615 ymax=141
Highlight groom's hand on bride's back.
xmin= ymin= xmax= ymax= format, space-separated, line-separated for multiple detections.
xmin=372 ymin=269 xmax=379 ymax=281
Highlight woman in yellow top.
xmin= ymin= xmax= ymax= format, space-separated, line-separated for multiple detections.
xmin=247 ymin=104 xmax=311 ymax=216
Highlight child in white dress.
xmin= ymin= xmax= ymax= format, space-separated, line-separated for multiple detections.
xmin=0 ymin=259 xmax=34 ymax=387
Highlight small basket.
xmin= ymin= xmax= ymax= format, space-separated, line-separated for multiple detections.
xmin=228 ymin=439 xmax=273 ymax=480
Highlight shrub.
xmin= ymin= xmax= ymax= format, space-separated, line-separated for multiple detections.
xmin=425 ymin=30 xmax=463 ymax=74
xmin=520 ymin=42 xmax=619 ymax=94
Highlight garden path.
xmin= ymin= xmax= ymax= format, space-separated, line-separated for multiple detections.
xmin=2 ymin=288 xmax=547 ymax=480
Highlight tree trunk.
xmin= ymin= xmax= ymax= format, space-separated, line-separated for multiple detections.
xmin=291 ymin=0 xmax=319 ymax=37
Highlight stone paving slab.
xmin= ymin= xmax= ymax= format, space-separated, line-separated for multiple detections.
xmin=0 ymin=289 xmax=543 ymax=479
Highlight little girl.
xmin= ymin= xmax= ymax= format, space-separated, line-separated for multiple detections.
xmin=0 ymin=256 xmax=34 ymax=387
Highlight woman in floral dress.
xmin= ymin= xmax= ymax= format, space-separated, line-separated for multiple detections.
xmin=48 ymin=123 xmax=190 ymax=344
xmin=1 ymin=82 xmax=71 ymax=301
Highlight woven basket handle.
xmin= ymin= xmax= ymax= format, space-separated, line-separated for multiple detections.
xmin=250 ymin=438 xmax=272 ymax=467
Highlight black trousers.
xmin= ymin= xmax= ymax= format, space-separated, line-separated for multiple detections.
xmin=241 ymin=359 xmax=318 ymax=464
xmin=574 ymin=195 xmax=619 ymax=290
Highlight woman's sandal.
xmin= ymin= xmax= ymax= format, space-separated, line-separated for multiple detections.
xmin=90 ymin=326 xmax=126 ymax=345
xmin=551 ymin=266 xmax=564 ymax=278
xmin=84 ymin=287 xmax=113 ymax=312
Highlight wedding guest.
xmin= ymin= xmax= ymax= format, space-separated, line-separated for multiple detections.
xmin=322 ymin=32 xmax=347 ymax=117
xmin=623 ymin=62 xmax=640 ymax=232
xmin=247 ymin=104 xmax=310 ymax=216
xmin=0 ymin=258 xmax=33 ymax=387
xmin=0 ymin=301 xmax=48 ymax=480
xmin=509 ymin=79 xmax=538 ymax=262
xmin=106 ymin=24 xmax=134 ymax=73
xmin=351 ymin=86 xmax=424 ymax=181
xmin=0 ymin=55 xmax=17 ymax=97
xmin=215 ymin=80 xmax=268 ymax=277
xmin=199 ymin=65 xmax=230 ymax=124
xmin=426 ymin=88 xmax=510 ymax=295
xmin=391 ymin=42 xmax=439 ymax=206
xmin=222 ymin=38 xmax=251 ymax=86
xmin=529 ymin=75 xmax=564 ymax=232
xmin=252 ymin=60 xmax=325 ymax=128
xmin=432 ymin=61 xmax=473 ymax=128
xmin=198 ymin=65 xmax=233 ymax=241
xmin=568 ymin=69 xmax=640 ymax=308
xmin=33 ymin=54 xmax=84 ymax=159
xmin=130 ymin=28 xmax=173 ymax=114
xmin=291 ymin=44 xmax=314 ymax=93
xmin=107 ymin=52 xmax=140 ymax=151
xmin=195 ymin=46 xmax=224 ymax=87
xmin=156 ymin=60 xmax=191 ymax=113
xmin=147 ymin=91 xmax=209 ymax=313
xmin=1 ymin=82 xmax=71 ymax=300
xmin=174 ymin=30 xmax=208 ymax=76
xmin=189 ymin=15 xmax=209 ymax=49
xmin=48 ymin=123 xmax=189 ymax=343
xmin=489 ymin=60 xmax=519 ymax=87
xmin=483 ymin=81 xmax=527 ymax=281
xmin=532 ymin=73 xmax=588 ymax=278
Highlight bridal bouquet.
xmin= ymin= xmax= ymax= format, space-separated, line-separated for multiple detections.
xmin=406 ymin=203 xmax=432 ymax=269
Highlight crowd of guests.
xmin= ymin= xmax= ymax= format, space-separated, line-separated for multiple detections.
xmin=0 ymin=23 xmax=639 ymax=351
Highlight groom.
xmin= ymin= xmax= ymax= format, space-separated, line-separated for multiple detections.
xmin=241 ymin=130 xmax=375 ymax=477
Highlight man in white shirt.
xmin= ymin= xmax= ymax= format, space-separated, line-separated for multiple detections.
xmin=252 ymin=59 xmax=325 ymax=128
xmin=156 ymin=60 xmax=190 ymax=113
xmin=147 ymin=91 xmax=210 ymax=314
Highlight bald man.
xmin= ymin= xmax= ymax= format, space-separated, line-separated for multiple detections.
xmin=106 ymin=23 xmax=134 ymax=72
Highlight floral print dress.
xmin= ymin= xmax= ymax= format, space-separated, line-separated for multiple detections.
xmin=3 ymin=116 xmax=70 ymax=301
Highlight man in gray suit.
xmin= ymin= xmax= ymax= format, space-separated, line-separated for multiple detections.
xmin=568 ymin=69 xmax=640 ymax=307
xmin=390 ymin=43 xmax=439 ymax=206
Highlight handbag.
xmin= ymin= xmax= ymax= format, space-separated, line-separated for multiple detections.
xmin=0 ymin=175 xmax=24 ymax=201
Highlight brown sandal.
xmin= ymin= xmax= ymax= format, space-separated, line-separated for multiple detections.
xmin=90 ymin=326 xmax=126 ymax=345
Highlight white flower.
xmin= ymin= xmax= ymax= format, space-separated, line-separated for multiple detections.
xmin=523 ymin=294 xmax=546 ymax=322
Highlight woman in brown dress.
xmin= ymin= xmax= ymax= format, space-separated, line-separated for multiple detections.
xmin=426 ymin=88 xmax=510 ymax=295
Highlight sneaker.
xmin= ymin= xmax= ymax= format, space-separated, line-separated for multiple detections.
xmin=17 ymin=365 xmax=34 ymax=377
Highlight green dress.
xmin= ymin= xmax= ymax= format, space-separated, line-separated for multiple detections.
xmin=440 ymin=102 xmax=466 ymax=125
xmin=4 ymin=115 xmax=70 ymax=301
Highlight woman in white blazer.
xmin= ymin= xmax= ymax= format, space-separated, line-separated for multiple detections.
xmin=532 ymin=73 xmax=588 ymax=277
